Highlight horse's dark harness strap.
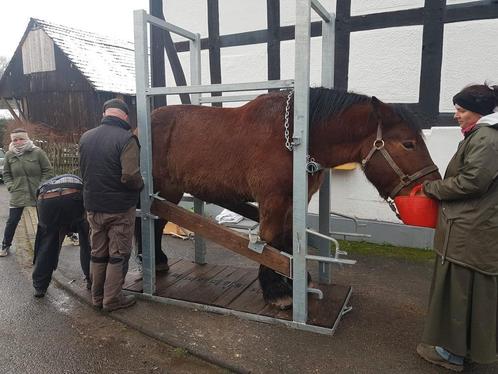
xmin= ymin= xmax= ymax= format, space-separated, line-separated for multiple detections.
xmin=361 ymin=122 xmax=439 ymax=198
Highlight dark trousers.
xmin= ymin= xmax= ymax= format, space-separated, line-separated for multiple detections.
xmin=32 ymin=193 xmax=90 ymax=291
xmin=134 ymin=216 xmax=168 ymax=264
xmin=2 ymin=207 xmax=24 ymax=248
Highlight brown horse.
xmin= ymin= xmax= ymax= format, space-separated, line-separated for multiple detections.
xmin=150 ymin=87 xmax=440 ymax=309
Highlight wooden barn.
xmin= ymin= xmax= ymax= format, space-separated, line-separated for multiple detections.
xmin=0 ymin=18 xmax=137 ymax=134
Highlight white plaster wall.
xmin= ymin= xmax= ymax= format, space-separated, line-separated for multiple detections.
xmin=307 ymin=127 xmax=462 ymax=223
xmin=160 ymin=0 xmax=494 ymax=222
xmin=439 ymin=18 xmax=498 ymax=112
xmin=348 ymin=25 xmax=423 ymax=102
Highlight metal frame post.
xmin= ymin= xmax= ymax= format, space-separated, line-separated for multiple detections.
xmin=134 ymin=9 xmax=156 ymax=294
xmin=318 ymin=10 xmax=335 ymax=284
xmin=292 ymin=0 xmax=312 ymax=324
xmin=189 ymin=34 xmax=207 ymax=264
xmin=133 ymin=3 xmax=345 ymax=332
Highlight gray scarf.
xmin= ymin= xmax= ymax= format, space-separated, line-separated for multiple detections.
xmin=9 ymin=140 xmax=35 ymax=156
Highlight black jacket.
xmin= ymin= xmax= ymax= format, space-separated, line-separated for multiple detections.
xmin=79 ymin=116 xmax=140 ymax=213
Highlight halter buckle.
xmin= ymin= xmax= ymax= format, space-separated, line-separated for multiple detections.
xmin=373 ymin=139 xmax=384 ymax=150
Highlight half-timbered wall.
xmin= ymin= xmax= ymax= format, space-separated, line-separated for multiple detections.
xmin=150 ymin=0 xmax=497 ymax=230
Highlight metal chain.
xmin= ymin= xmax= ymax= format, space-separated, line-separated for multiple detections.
xmin=284 ymin=90 xmax=293 ymax=151
xmin=283 ymin=89 xmax=323 ymax=174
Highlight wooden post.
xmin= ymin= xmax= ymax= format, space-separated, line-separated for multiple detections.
xmin=1 ymin=97 xmax=21 ymax=121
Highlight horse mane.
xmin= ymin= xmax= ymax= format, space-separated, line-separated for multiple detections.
xmin=306 ymin=87 xmax=423 ymax=134
xmin=308 ymin=87 xmax=370 ymax=126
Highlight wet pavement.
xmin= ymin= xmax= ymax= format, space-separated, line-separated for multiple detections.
xmin=3 ymin=182 xmax=498 ymax=373
xmin=0 ymin=184 xmax=225 ymax=374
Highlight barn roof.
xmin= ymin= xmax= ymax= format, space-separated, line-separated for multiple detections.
xmin=32 ymin=18 xmax=136 ymax=95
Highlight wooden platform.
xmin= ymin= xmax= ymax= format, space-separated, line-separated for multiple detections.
xmin=124 ymin=258 xmax=351 ymax=329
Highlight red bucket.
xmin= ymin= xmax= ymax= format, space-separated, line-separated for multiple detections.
xmin=394 ymin=185 xmax=439 ymax=228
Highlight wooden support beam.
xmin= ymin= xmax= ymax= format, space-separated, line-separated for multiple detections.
xmin=151 ymin=200 xmax=291 ymax=277
xmin=14 ymin=98 xmax=26 ymax=121
xmin=1 ymin=97 xmax=21 ymax=121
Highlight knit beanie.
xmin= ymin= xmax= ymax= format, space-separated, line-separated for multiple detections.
xmin=453 ymin=88 xmax=496 ymax=115
xmin=103 ymin=98 xmax=130 ymax=115
xmin=10 ymin=128 xmax=29 ymax=141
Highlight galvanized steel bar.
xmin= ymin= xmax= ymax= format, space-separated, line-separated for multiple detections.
xmin=134 ymin=9 xmax=156 ymax=294
xmin=146 ymin=79 xmax=294 ymax=96
xmin=311 ymin=0 xmax=332 ymax=22
xmin=306 ymin=254 xmax=357 ymax=266
xmin=132 ymin=292 xmax=350 ymax=336
xmin=145 ymin=13 xmax=197 ymax=40
xmin=199 ymin=94 xmax=259 ymax=103
xmin=189 ymin=33 xmax=207 ymax=264
xmin=292 ymin=0 xmax=312 ymax=324
xmin=318 ymin=10 xmax=335 ymax=284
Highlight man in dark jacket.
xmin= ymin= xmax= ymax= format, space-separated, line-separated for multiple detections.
xmin=32 ymin=174 xmax=90 ymax=298
xmin=79 ymin=98 xmax=143 ymax=312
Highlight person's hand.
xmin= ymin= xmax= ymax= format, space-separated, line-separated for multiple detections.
xmin=415 ymin=185 xmax=427 ymax=196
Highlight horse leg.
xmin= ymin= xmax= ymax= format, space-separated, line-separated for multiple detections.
xmin=257 ymin=196 xmax=294 ymax=310
xmin=134 ymin=180 xmax=183 ymax=267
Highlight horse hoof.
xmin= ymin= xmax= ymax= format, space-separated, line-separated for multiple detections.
xmin=271 ymin=296 xmax=293 ymax=310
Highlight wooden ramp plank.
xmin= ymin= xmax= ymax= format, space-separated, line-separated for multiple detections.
xmin=125 ymin=259 xmax=351 ymax=329
xmin=123 ymin=272 xmax=142 ymax=291
xmin=155 ymin=259 xmax=199 ymax=290
xmin=157 ymin=263 xmax=223 ymax=299
xmin=227 ymin=278 xmax=267 ymax=314
xmin=165 ymin=264 xmax=228 ymax=302
xmin=188 ymin=266 xmax=256 ymax=306
xmin=211 ymin=269 xmax=258 ymax=307
xmin=123 ymin=258 xmax=184 ymax=292
xmin=306 ymin=284 xmax=352 ymax=328
xmin=152 ymin=200 xmax=291 ymax=277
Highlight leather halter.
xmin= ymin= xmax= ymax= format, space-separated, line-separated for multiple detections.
xmin=361 ymin=122 xmax=439 ymax=199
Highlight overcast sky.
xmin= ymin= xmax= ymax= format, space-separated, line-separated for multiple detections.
xmin=0 ymin=0 xmax=149 ymax=59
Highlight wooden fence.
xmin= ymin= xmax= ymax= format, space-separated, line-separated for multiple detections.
xmin=36 ymin=141 xmax=80 ymax=176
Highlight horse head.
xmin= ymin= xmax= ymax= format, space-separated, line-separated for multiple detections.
xmin=358 ymin=97 xmax=441 ymax=199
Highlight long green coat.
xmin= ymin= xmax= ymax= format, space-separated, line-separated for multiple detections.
xmin=423 ymin=115 xmax=498 ymax=275
xmin=3 ymin=147 xmax=53 ymax=207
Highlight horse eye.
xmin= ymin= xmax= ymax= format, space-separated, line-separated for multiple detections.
xmin=402 ymin=141 xmax=416 ymax=150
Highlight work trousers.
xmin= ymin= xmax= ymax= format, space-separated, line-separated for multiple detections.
xmin=2 ymin=207 xmax=24 ymax=248
xmin=32 ymin=193 xmax=90 ymax=291
xmin=87 ymin=207 xmax=135 ymax=308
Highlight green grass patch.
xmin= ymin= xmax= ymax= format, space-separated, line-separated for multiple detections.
xmin=172 ymin=347 xmax=189 ymax=358
xmin=336 ymin=240 xmax=434 ymax=262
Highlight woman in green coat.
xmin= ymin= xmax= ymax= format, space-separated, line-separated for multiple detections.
xmin=0 ymin=128 xmax=53 ymax=257
xmin=417 ymin=83 xmax=498 ymax=372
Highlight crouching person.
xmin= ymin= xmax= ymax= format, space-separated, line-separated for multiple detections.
xmin=79 ymin=98 xmax=143 ymax=312
xmin=32 ymin=174 xmax=90 ymax=297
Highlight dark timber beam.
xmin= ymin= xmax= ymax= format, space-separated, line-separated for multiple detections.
xmin=207 ymin=0 xmax=222 ymax=106
xmin=334 ymin=0 xmax=351 ymax=91
xmin=445 ymin=1 xmax=498 ymax=23
xmin=150 ymin=0 xmax=167 ymax=108
xmin=150 ymin=0 xmax=191 ymax=105
xmin=266 ymin=0 xmax=280 ymax=82
xmin=418 ymin=0 xmax=445 ymax=120
xmin=1 ymin=97 xmax=21 ymax=121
